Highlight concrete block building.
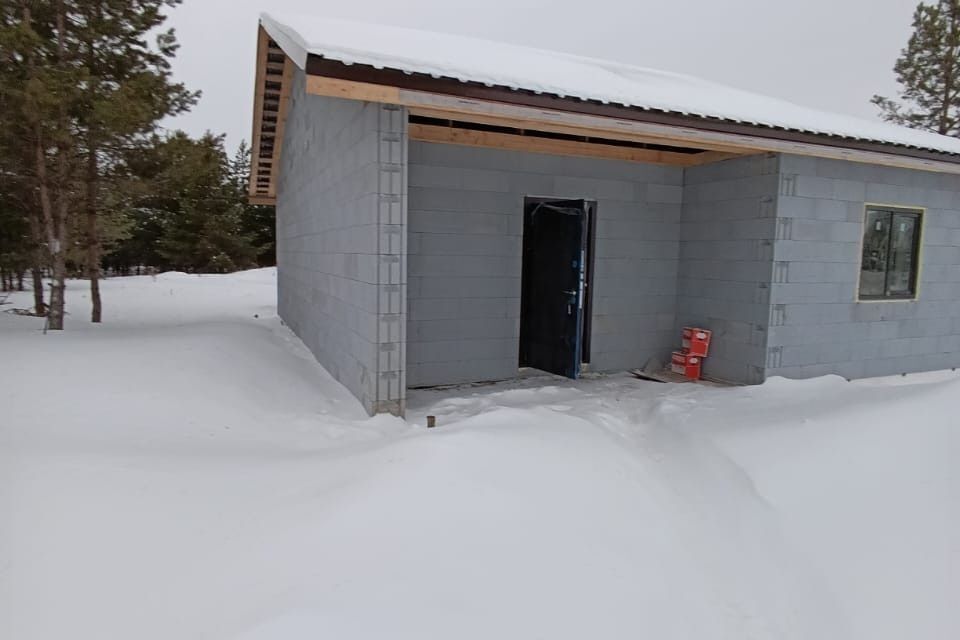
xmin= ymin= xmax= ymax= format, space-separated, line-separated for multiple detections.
xmin=250 ymin=14 xmax=960 ymax=415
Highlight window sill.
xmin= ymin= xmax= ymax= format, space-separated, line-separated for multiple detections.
xmin=856 ymin=296 xmax=918 ymax=303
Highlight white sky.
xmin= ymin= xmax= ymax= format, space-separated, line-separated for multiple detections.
xmin=163 ymin=0 xmax=919 ymax=151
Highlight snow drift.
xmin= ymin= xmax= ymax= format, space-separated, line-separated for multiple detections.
xmin=1 ymin=269 xmax=957 ymax=639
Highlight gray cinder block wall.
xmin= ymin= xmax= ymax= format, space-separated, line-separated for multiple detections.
xmin=275 ymin=75 xmax=407 ymax=415
xmin=766 ymin=154 xmax=960 ymax=379
xmin=677 ymin=154 xmax=780 ymax=384
xmin=406 ymin=142 xmax=683 ymax=387
xmin=277 ymin=82 xmax=960 ymax=409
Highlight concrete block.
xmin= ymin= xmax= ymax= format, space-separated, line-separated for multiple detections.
xmin=833 ymin=179 xmax=866 ymax=202
xmin=647 ymin=183 xmax=683 ymax=204
xmin=778 ymin=153 xmax=819 ymax=176
xmin=460 ymin=168 xmax=513 ymax=193
xmin=777 ymin=196 xmax=815 ymax=219
xmin=769 ymin=282 xmax=848 ymax=304
xmin=774 ymin=241 xmax=858 ymax=264
xmin=409 ymin=337 xmax=518 ymax=364
xmin=409 ymin=210 xmax=514 ymax=237
xmin=813 ymin=199 xmax=851 ymax=221
xmin=408 ymin=164 xmax=462 ymax=189
xmin=408 ymin=254 xmax=517 ymax=278
xmin=415 ymin=232 xmax=519 ymax=257
xmin=865 ymin=182 xmax=911 ymax=204
xmin=794 ymin=175 xmax=835 ymax=199
xmin=408 ymin=358 xmax=516 ymax=387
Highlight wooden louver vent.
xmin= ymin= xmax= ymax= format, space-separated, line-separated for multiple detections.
xmin=248 ymin=27 xmax=293 ymax=206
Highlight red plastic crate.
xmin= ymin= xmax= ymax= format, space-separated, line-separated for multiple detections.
xmin=681 ymin=327 xmax=712 ymax=357
xmin=671 ymin=350 xmax=703 ymax=380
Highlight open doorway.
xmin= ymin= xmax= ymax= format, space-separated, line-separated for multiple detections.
xmin=519 ymin=197 xmax=596 ymax=379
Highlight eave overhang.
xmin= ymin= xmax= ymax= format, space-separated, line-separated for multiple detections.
xmin=249 ymin=25 xmax=960 ymax=206
xmin=248 ymin=27 xmax=293 ymax=205
xmin=303 ymin=54 xmax=960 ymax=174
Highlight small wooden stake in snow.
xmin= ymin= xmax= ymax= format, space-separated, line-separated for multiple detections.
xmin=426 ymin=415 xmax=436 ymax=428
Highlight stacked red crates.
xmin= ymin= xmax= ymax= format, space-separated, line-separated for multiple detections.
xmin=671 ymin=327 xmax=712 ymax=380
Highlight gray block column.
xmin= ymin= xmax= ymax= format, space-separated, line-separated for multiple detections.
xmin=373 ymin=105 xmax=407 ymax=414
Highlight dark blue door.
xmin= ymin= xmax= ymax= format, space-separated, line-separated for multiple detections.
xmin=519 ymin=200 xmax=588 ymax=379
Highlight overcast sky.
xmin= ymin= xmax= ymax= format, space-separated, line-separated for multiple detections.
xmin=163 ymin=0 xmax=919 ymax=151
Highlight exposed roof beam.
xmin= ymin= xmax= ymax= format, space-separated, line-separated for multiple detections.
xmin=408 ymin=123 xmax=741 ymax=166
xmin=304 ymin=56 xmax=960 ymax=175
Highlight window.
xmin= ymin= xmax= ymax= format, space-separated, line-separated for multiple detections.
xmin=858 ymin=207 xmax=922 ymax=300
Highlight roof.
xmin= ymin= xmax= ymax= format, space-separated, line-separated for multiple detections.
xmin=259 ymin=12 xmax=960 ymax=157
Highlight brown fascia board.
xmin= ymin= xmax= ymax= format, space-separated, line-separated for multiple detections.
xmin=305 ymin=55 xmax=960 ymax=166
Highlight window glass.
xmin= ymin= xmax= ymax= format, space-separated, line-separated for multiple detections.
xmin=887 ymin=213 xmax=919 ymax=296
xmin=859 ymin=210 xmax=891 ymax=298
xmin=858 ymin=207 xmax=922 ymax=300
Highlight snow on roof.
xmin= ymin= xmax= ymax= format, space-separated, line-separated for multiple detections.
xmin=260 ymin=13 xmax=960 ymax=156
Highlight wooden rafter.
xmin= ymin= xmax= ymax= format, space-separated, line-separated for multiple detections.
xmin=407 ymin=106 xmax=749 ymax=154
xmin=304 ymin=73 xmax=960 ymax=176
xmin=304 ymin=76 xmax=768 ymax=157
xmin=408 ymin=123 xmax=740 ymax=166
xmin=248 ymin=26 xmax=293 ymax=205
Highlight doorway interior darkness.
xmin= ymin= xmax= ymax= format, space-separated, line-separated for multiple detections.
xmin=519 ymin=197 xmax=596 ymax=379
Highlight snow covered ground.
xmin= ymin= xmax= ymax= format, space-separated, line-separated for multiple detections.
xmin=1 ymin=269 xmax=957 ymax=640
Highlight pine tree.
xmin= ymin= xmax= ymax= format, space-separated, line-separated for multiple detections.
xmin=0 ymin=60 xmax=45 ymax=312
xmin=1 ymin=1 xmax=197 ymax=327
xmin=73 ymin=0 xmax=197 ymax=322
xmin=873 ymin=0 xmax=960 ymax=135
xmin=0 ymin=194 xmax=30 ymax=292
xmin=121 ymin=132 xmax=258 ymax=273
xmin=230 ymin=141 xmax=276 ymax=267
xmin=1 ymin=6 xmax=47 ymax=315
xmin=0 ymin=1 xmax=84 ymax=330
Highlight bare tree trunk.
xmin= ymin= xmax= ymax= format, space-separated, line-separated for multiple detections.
xmin=83 ymin=13 xmax=102 ymax=324
xmin=48 ymin=252 xmax=66 ymax=328
xmin=49 ymin=157 xmax=69 ymax=330
xmin=28 ymin=212 xmax=47 ymax=316
xmin=35 ymin=0 xmax=72 ymax=331
xmin=32 ymin=267 xmax=45 ymax=314
xmin=21 ymin=2 xmax=59 ymax=324
xmin=85 ymin=146 xmax=101 ymax=322
xmin=941 ymin=11 xmax=957 ymax=135
xmin=53 ymin=2 xmax=70 ymax=330
xmin=16 ymin=270 xmax=24 ymax=291
xmin=33 ymin=133 xmax=64 ymax=329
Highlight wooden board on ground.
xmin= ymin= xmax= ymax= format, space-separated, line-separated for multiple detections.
xmin=630 ymin=368 xmax=697 ymax=384
xmin=630 ymin=368 xmax=733 ymax=386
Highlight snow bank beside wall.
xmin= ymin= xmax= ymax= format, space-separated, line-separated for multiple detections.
xmin=276 ymin=70 xmax=407 ymax=414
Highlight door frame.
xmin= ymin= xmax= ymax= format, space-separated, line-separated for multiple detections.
xmin=520 ymin=196 xmax=597 ymax=369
